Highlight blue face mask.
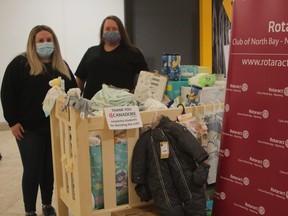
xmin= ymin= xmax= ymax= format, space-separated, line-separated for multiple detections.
xmin=102 ymin=32 xmax=121 ymax=44
xmin=36 ymin=42 xmax=54 ymax=58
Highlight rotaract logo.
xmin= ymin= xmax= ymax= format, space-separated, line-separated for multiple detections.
xmin=242 ymin=83 xmax=248 ymax=92
xmin=258 ymin=206 xmax=265 ymax=215
xmin=262 ymin=110 xmax=269 ymax=119
xmin=243 ymin=177 xmax=250 ymax=186
xmin=220 ymin=192 xmax=226 ymax=200
xmin=285 ymin=139 xmax=288 ymax=148
xmin=224 ymin=149 xmax=230 ymax=157
xmin=284 ymin=87 xmax=288 ymax=96
xmin=225 ymin=104 xmax=230 ymax=112
xmin=243 ymin=130 xmax=249 ymax=139
xmin=263 ymin=159 xmax=270 ymax=168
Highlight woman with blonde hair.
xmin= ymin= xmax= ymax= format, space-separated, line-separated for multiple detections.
xmin=1 ymin=25 xmax=77 ymax=216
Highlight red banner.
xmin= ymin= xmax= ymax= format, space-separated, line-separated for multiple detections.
xmin=213 ymin=0 xmax=288 ymax=215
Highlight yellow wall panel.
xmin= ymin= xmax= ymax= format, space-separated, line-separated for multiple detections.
xmin=199 ymin=0 xmax=212 ymax=73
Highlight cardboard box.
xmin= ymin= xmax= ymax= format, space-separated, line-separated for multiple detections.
xmin=180 ymin=65 xmax=198 ymax=81
xmin=111 ymin=205 xmax=159 ymax=216
xmin=181 ymin=80 xmax=227 ymax=105
xmin=199 ymin=81 xmax=226 ymax=104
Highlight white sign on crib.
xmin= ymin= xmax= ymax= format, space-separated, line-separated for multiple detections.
xmin=104 ymin=106 xmax=143 ymax=130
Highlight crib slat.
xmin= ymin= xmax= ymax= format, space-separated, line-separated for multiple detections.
xmin=101 ymin=129 xmax=117 ymax=209
xmin=50 ymin=102 xmax=69 ymax=216
xmin=70 ymin=107 xmax=93 ymax=215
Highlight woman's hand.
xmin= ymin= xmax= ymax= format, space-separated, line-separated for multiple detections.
xmin=11 ymin=123 xmax=25 ymax=140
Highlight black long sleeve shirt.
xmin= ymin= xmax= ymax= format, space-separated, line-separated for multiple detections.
xmin=1 ymin=54 xmax=77 ymax=132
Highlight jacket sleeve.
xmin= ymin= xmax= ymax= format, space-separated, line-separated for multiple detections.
xmin=167 ymin=122 xmax=210 ymax=186
xmin=131 ymin=131 xmax=152 ymax=201
xmin=131 ymin=132 xmax=148 ymax=184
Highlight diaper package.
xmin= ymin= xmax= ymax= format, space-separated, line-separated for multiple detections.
xmin=165 ymin=80 xmax=189 ymax=101
xmin=180 ymin=65 xmax=198 ymax=81
xmin=161 ymin=53 xmax=181 ymax=81
xmin=134 ymin=70 xmax=168 ymax=102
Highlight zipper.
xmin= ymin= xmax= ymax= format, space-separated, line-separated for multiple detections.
xmin=160 ymin=129 xmax=193 ymax=199
xmin=150 ymin=131 xmax=172 ymax=207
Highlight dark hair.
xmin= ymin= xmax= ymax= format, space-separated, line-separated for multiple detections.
xmin=100 ymin=15 xmax=139 ymax=52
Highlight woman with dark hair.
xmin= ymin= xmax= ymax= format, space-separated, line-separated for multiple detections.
xmin=1 ymin=25 xmax=77 ymax=216
xmin=75 ymin=15 xmax=149 ymax=99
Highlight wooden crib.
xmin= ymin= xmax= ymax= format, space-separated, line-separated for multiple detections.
xmin=50 ymin=95 xmax=223 ymax=216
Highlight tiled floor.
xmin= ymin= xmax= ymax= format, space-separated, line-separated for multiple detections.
xmin=0 ymin=130 xmax=51 ymax=216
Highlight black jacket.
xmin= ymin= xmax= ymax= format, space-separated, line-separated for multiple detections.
xmin=132 ymin=116 xmax=210 ymax=216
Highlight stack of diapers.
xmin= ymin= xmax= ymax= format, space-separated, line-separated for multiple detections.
xmin=89 ymin=135 xmax=104 ymax=209
xmin=114 ymin=130 xmax=129 ymax=205
xmin=89 ymin=130 xmax=128 ymax=209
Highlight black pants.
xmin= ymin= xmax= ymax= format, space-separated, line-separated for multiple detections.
xmin=17 ymin=130 xmax=54 ymax=212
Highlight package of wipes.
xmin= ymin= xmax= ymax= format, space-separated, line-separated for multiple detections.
xmin=134 ymin=70 xmax=168 ymax=102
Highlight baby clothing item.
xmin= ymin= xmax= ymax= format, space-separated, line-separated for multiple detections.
xmin=90 ymin=84 xmax=140 ymax=111
xmin=143 ymin=98 xmax=168 ymax=111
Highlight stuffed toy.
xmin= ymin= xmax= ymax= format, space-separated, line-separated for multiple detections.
xmin=188 ymin=73 xmax=216 ymax=87
xmin=63 ymin=88 xmax=95 ymax=119
xmin=42 ymin=77 xmax=65 ymax=117
xmin=48 ymin=76 xmax=62 ymax=89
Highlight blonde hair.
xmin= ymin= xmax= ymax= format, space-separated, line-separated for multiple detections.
xmin=26 ymin=25 xmax=71 ymax=79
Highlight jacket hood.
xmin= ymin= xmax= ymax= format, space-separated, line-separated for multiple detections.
xmin=140 ymin=115 xmax=171 ymax=134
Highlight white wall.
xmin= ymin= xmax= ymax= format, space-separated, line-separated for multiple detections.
xmin=0 ymin=0 xmax=124 ymax=123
